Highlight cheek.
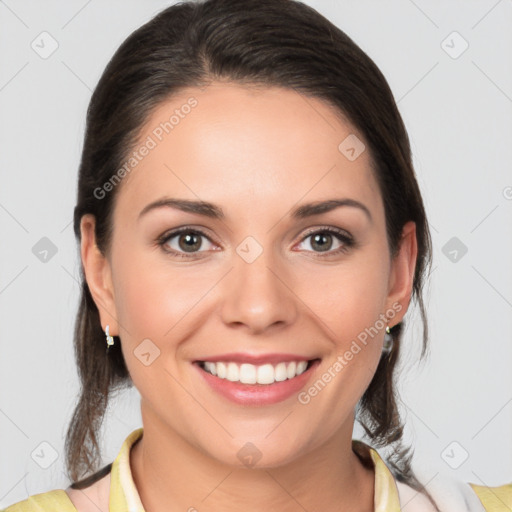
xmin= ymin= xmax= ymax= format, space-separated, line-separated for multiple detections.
xmin=294 ymin=253 xmax=390 ymax=423
xmin=302 ymin=250 xmax=390 ymax=339
xmin=111 ymin=239 xmax=209 ymax=338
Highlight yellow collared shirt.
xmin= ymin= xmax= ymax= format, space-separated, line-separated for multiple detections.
xmin=2 ymin=428 xmax=511 ymax=511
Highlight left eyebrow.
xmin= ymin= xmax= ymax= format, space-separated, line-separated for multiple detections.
xmin=290 ymin=199 xmax=372 ymax=223
xmin=137 ymin=197 xmax=372 ymax=223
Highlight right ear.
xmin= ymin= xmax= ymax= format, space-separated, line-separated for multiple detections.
xmin=80 ymin=214 xmax=119 ymax=336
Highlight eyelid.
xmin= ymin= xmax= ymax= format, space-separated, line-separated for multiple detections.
xmin=298 ymin=225 xmax=353 ymax=242
xmin=293 ymin=225 xmax=354 ymax=256
xmin=157 ymin=224 xmax=355 ymax=258
xmin=156 ymin=226 xmax=219 ymax=253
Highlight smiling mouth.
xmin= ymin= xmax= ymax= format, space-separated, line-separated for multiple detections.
xmin=196 ymin=359 xmax=321 ymax=385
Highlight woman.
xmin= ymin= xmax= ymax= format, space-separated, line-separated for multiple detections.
xmin=3 ymin=0 xmax=510 ymax=511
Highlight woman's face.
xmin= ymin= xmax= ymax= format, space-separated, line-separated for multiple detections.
xmin=83 ymin=82 xmax=416 ymax=467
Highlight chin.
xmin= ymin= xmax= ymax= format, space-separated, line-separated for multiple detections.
xmin=201 ymin=433 xmax=308 ymax=470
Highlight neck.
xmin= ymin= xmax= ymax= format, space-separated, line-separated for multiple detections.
xmin=130 ymin=406 xmax=375 ymax=512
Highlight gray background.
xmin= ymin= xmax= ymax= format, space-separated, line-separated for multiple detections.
xmin=1 ymin=0 xmax=511 ymax=507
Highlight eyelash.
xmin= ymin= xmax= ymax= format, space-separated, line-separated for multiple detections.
xmin=156 ymin=226 xmax=355 ymax=260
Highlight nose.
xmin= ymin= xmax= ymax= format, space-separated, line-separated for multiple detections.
xmin=220 ymin=247 xmax=298 ymax=335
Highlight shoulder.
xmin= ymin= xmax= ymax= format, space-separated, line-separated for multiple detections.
xmin=1 ymin=466 xmax=111 ymax=512
xmin=1 ymin=490 xmax=76 ymax=512
xmin=470 ymin=482 xmax=512 ymax=511
xmin=64 ymin=470 xmax=111 ymax=512
xmin=396 ymin=475 xmax=512 ymax=512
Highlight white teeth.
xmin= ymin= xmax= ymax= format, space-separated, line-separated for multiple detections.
xmin=226 ymin=362 xmax=239 ymax=382
xmin=201 ymin=360 xmax=312 ymax=384
xmin=286 ymin=361 xmax=296 ymax=379
xmin=257 ymin=364 xmax=275 ymax=385
xmin=216 ymin=362 xmax=227 ymax=379
xmin=296 ymin=361 xmax=308 ymax=375
xmin=274 ymin=362 xmax=288 ymax=382
xmin=239 ymin=363 xmax=257 ymax=384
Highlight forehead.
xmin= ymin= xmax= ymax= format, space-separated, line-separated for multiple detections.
xmin=114 ymin=82 xmax=382 ymax=223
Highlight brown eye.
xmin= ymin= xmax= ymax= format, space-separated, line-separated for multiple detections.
xmin=296 ymin=227 xmax=354 ymax=256
xmin=177 ymin=232 xmax=203 ymax=252
xmin=309 ymin=232 xmax=334 ymax=252
xmin=158 ymin=228 xmax=215 ymax=258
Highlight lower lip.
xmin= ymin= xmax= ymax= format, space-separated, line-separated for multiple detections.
xmin=194 ymin=360 xmax=321 ymax=406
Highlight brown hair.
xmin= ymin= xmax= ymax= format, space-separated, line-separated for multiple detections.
xmin=68 ymin=0 xmax=434 ymax=504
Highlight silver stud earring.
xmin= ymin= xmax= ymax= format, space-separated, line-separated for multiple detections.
xmin=105 ymin=324 xmax=115 ymax=353
xmin=382 ymin=324 xmax=393 ymax=355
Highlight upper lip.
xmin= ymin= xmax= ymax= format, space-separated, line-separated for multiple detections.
xmin=194 ymin=353 xmax=319 ymax=365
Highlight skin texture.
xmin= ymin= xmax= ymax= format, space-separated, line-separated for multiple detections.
xmin=79 ymin=82 xmax=417 ymax=512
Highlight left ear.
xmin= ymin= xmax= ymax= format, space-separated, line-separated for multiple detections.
xmin=385 ymin=221 xmax=418 ymax=325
